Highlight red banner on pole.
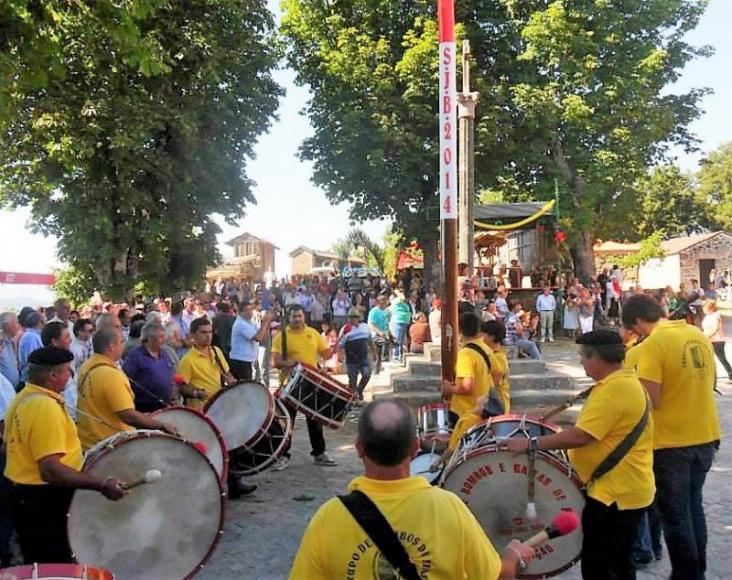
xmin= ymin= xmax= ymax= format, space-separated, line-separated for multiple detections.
xmin=0 ymin=272 xmax=56 ymax=285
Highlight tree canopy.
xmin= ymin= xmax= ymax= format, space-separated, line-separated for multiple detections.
xmin=282 ymin=0 xmax=711 ymax=282
xmin=0 ymin=0 xmax=281 ymax=299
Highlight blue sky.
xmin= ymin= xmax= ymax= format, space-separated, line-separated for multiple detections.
xmin=1 ymin=0 xmax=730 ymax=303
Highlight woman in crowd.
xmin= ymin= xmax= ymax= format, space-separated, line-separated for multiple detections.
xmin=408 ymin=312 xmax=431 ymax=354
xmin=702 ymin=299 xmax=732 ymax=381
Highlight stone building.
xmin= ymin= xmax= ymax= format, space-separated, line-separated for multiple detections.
xmin=289 ymin=246 xmax=365 ymax=276
xmin=597 ymin=231 xmax=732 ymax=289
xmin=206 ymin=232 xmax=278 ymax=282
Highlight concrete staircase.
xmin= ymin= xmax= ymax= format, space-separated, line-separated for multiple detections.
xmin=373 ymin=343 xmax=587 ymax=425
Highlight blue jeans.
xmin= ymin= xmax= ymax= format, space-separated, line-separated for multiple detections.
xmin=347 ymin=361 xmax=372 ymax=399
xmin=514 ymin=338 xmax=542 ymax=360
xmin=654 ymin=443 xmax=716 ymax=580
xmin=390 ymin=323 xmax=408 ymax=361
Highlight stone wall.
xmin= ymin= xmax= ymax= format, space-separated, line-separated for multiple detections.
xmin=679 ymin=233 xmax=732 ymax=282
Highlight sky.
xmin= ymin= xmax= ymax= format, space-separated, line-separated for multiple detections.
xmin=1 ymin=0 xmax=731 ymax=305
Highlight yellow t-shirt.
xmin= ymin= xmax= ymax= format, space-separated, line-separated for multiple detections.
xmin=77 ymin=354 xmax=135 ymax=450
xmin=635 ymin=319 xmax=721 ymax=449
xmin=178 ymin=346 xmax=229 ymax=410
xmin=491 ymin=347 xmax=510 ymax=413
xmin=4 ymin=384 xmax=83 ymax=485
xmin=623 ymin=338 xmax=644 ymax=371
xmin=452 ymin=339 xmax=495 ymax=417
xmin=448 ymin=413 xmax=482 ymax=452
xmin=568 ymin=368 xmax=655 ymax=510
xmin=289 ymin=476 xmax=502 ymax=579
xmin=271 ymin=326 xmax=329 ymax=384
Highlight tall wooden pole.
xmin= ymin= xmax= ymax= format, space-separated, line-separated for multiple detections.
xmin=438 ymin=0 xmax=458 ymax=384
xmin=458 ymin=40 xmax=479 ymax=273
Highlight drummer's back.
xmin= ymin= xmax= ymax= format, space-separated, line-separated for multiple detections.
xmin=289 ymin=475 xmax=501 ymax=579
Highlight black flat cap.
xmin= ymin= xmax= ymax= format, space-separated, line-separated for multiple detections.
xmin=28 ymin=346 xmax=74 ymax=366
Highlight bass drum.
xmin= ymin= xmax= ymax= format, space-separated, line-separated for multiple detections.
xmin=229 ymin=399 xmax=293 ymax=476
xmin=442 ymin=442 xmax=584 ymax=578
xmin=68 ymin=431 xmax=224 ymax=580
xmin=151 ymin=406 xmax=228 ymax=483
xmin=0 ymin=564 xmax=113 ymax=579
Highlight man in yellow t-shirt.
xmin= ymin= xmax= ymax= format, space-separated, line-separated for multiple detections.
xmin=77 ymin=328 xmax=175 ymax=451
xmin=177 ymin=317 xmax=237 ymax=410
xmin=4 ymin=346 xmax=126 ymax=564
xmin=290 ymin=400 xmax=535 ymax=579
xmin=507 ymin=329 xmax=654 ymax=579
xmin=481 ymin=319 xmax=510 ymax=413
xmin=272 ymin=305 xmax=337 ymax=468
xmin=442 ymin=312 xmax=496 ymax=425
xmin=623 ymin=294 xmax=720 ymax=579
xmin=178 ymin=317 xmax=257 ymax=499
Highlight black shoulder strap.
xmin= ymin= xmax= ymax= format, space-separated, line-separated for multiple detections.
xmin=590 ymin=395 xmax=650 ymax=482
xmin=338 ymin=491 xmax=420 ymax=580
xmin=463 ymin=342 xmax=491 ymax=370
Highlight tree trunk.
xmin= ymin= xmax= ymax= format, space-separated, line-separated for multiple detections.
xmin=569 ymin=230 xmax=595 ymax=283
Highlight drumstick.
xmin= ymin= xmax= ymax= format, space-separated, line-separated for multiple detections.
xmin=523 ymin=509 xmax=580 ymax=548
xmin=122 ymin=469 xmax=162 ymax=490
xmin=526 ymin=450 xmax=538 ymax=521
xmin=540 ymin=385 xmax=594 ymax=422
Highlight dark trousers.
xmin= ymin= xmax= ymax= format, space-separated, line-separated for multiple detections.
xmin=654 ymin=443 xmax=716 ymax=580
xmin=0 ymin=454 xmax=14 ymax=565
xmin=282 ymin=404 xmax=326 ymax=457
xmin=230 ymin=359 xmax=254 ymax=382
xmin=346 ymin=361 xmax=372 ymax=399
xmin=581 ymin=496 xmax=644 ymax=580
xmin=711 ymin=341 xmax=732 ymax=378
xmin=11 ymin=484 xmax=74 ymax=564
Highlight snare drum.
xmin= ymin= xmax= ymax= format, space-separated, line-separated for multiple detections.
xmin=0 ymin=564 xmax=114 ymax=579
xmin=229 ymin=398 xmax=293 ymax=476
xmin=409 ymin=452 xmax=443 ymax=486
xmin=69 ymin=431 xmax=224 ymax=580
xmin=151 ymin=406 xmax=228 ymax=482
xmin=442 ymin=429 xmax=584 ymax=578
xmin=416 ymin=403 xmax=451 ymax=443
xmin=278 ymin=363 xmax=355 ymax=429
xmin=204 ymin=382 xmax=275 ymax=456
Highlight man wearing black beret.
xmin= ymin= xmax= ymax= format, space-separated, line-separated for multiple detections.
xmin=3 ymin=346 xmax=128 ymax=564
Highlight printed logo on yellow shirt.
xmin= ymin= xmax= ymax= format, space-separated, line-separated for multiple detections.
xmin=344 ymin=533 xmax=433 ymax=579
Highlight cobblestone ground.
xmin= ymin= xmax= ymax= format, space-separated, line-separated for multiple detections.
xmin=199 ymin=340 xmax=732 ymax=580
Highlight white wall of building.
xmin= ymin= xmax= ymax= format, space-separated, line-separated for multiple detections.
xmin=639 ymin=254 xmax=681 ymax=290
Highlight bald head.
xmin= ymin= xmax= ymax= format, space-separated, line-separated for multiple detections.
xmin=358 ymin=401 xmax=415 ymax=466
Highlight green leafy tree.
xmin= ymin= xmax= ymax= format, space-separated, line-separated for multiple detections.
xmin=634 ymin=165 xmax=709 ymax=238
xmin=282 ymin=0 xmax=710 ymax=284
xmin=1 ymin=0 xmax=281 ymax=299
xmin=611 ymin=230 xmax=667 ymax=281
xmin=697 ymin=141 xmax=732 ymax=230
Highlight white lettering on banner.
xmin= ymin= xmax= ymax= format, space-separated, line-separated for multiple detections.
xmin=439 ymin=41 xmax=457 ymax=220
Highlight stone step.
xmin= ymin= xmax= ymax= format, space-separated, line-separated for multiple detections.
xmin=373 ymin=390 xmax=442 ymax=408
xmin=406 ymin=359 xmax=546 ymax=377
xmin=391 ymin=372 xmax=574 ymax=394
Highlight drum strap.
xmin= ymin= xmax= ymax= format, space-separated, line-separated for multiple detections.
xmin=589 ymin=394 xmax=650 ymax=483
xmin=462 ymin=343 xmax=505 ymax=417
xmin=210 ymin=347 xmax=229 ymax=387
xmin=338 ymin=491 xmax=421 ymax=580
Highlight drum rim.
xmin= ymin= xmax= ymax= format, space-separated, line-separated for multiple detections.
xmin=417 ymin=402 xmax=450 ymax=414
xmin=0 ymin=563 xmax=114 ymax=579
xmin=203 ymin=381 xmax=276 ymax=451
xmin=409 ymin=451 xmax=443 ymax=484
xmin=487 ymin=413 xmax=561 ymax=430
xmin=228 ymin=398 xmax=294 ymax=476
xmin=294 ymin=362 xmax=356 ymax=400
xmin=151 ymin=405 xmax=229 ymax=484
xmin=442 ymin=444 xmax=583 ymax=578
xmin=68 ymin=431 xmax=226 ymax=580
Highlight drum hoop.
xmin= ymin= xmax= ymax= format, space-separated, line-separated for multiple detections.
xmin=442 ymin=445 xmax=583 ymax=579
xmin=417 ymin=402 xmax=450 ymax=414
xmin=488 ymin=413 xmax=561 ymax=432
xmin=204 ymin=381 xmax=276 ymax=451
xmin=228 ymin=398 xmax=294 ymax=476
xmin=0 ymin=563 xmax=115 ymax=580
xmin=151 ymin=405 xmax=229 ymax=483
xmin=69 ymin=431 xmax=226 ymax=580
xmin=296 ymin=362 xmax=354 ymax=400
